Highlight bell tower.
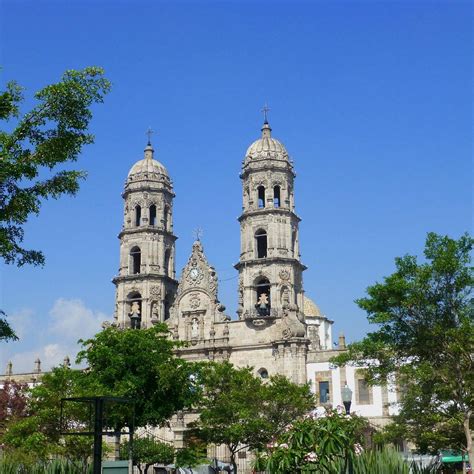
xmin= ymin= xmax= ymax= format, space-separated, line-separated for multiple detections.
xmin=235 ymin=116 xmax=306 ymax=321
xmin=113 ymin=137 xmax=178 ymax=328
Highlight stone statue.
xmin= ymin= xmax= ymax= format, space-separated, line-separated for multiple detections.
xmin=191 ymin=318 xmax=199 ymax=339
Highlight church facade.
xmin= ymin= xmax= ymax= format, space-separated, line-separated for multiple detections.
xmin=112 ymin=119 xmax=334 ymax=387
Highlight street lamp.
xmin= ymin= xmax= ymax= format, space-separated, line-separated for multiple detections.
xmin=341 ymin=383 xmax=353 ymax=415
xmin=341 ymin=383 xmax=354 ymax=474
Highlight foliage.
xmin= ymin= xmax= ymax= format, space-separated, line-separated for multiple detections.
xmin=120 ymin=436 xmax=174 ymax=474
xmin=1 ymin=367 xmax=94 ymax=463
xmin=0 ymin=379 xmax=28 ymax=425
xmin=76 ymin=324 xmax=201 ymax=429
xmin=254 ymin=407 xmax=369 ymax=473
xmin=0 ymin=67 xmax=111 ymax=267
xmin=191 ymin=361 xmax=314 ymax=473
xmin=0 ymin=310 xmax=17 ymax=342
xmin=0 ymin=455 xmax=92 ymax=474
xmin=175 ymin=443 xmax=209 ymax=469
xmin=331 ymin=232 xmax=474 ymax=463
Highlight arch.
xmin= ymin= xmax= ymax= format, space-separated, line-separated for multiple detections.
xmin=255 ymin=277 xmax=271 ymax=315
xmin=255 ymin=229 xmax=267 ymax=259
xmin=127 ymin=291 xmax=142 ymax=329
xmin=149 ymin=204 xmax=157 ymax=226
xmin=258 ymin=368 xmax=269 ymax=379
xmin=257 ymin=186 xmax=265 ymax=208
xmin=130 ymin=246 xmax=141 ymax=274
xmin=164 ymin=248 xmax=171 ymax=277
xmin=134 ymin=205 xmax=141 ymax=227
xmin=273 ymin=185 xmax=281 ymax=208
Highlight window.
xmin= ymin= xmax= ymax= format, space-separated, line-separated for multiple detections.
xmin=127 ymin=292 xmax=142 ymax=329
xmin=255 ymin=277 xmax=271 ymax=315
xmin=149 ymin=205 xmax=157 ymax=226
xmin=258 ymin=368 xmax=269 ymax=379
xmin=318 ymin=381 xmax=330 ymax=404
xmin=130 ymin=246 xmax=141 ymax=274
xmin=164 ymin=249 xmax=171 ymax=277
xmin=357 ymin=378 xmax=371 ymax=405
xmin=163 ymin=205 xmax=169 ymax=231
xmin=255 ymin=229 xmax=267 ymax=259
xmin=257 ymin=186 xmax=265 ymax=208
xmin=135 ymin=205 xmax=141 ymax=227
xmin=273 ymin=185 xmax=281 ymax=208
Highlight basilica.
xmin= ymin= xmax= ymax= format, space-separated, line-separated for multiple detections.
xmin=112 ymin=117 xmax=334 ymax=386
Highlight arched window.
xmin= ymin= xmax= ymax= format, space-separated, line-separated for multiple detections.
xmin=255 ymin=277 xmax=271 ymax=315
xmin=135 ymin=205 xmax=141 ymax=227
xmin=257 ymin=186 xmax=265 ymax=208
xmin=258 ymin=368 xmax=269 ymax=379
xmin=149 ymin=204 xmax=157 ymax=226
xmin=273 ymin=185 xmax=281 ymax=208
xmin=127 ymin=291 xmax=142 ymax=329
xmin=255 ymin=229 xmax=267 ymax=259
xmin=130 ymin=246 xmax=141 ymax=274
xmin=164 ymin=249 xmax=171 ymax=277
xmin=163 ymin=205 xmax=169 ymax=231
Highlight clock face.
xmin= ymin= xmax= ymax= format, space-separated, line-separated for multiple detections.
xmin=190 ymin=268 xmax=200 ymax=280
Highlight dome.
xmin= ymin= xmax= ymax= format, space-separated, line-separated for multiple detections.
xmin=303 ymin=296 xmax=323 ymax=318
xmin=127 ymin=144 xmax=169 ymax=179
xmin=245 ymin=123 xmax=289 ymax=161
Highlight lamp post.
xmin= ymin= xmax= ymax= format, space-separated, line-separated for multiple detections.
xmin=341 ymin=383 xmax=354 ymax=474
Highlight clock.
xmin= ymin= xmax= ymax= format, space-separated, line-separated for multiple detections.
xmin=190 ymin=268 xmax=200 ymax=280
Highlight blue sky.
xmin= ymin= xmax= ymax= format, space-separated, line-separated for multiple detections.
xmin=0 ymin=0 xmax=472 ymax=372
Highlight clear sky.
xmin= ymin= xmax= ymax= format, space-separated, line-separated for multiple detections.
xmin=0 ymin=0 xmax=472 ymax=373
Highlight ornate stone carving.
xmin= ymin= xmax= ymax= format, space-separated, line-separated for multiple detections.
xmin=189 ymin=294 xmax=201 ymax=309
xmin=150 ymin=286 xmax=161 ymax=297
xmin=279 ymin=268 xmax=290 ymax=281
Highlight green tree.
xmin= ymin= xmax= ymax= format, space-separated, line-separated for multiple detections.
xmin=0 ymin=310 xmax=17 ymax=342
xmin=76 ymin=324 xmax=200 ymax=429
xmin=120 ymin=436 xmax=174 ymax=474
xmin=0 ymin=67 xmax=111 ymax=267
xmin=191 ymin=361 xmax=314 ymax=473
xmin=254 ymin=408 xmax=369 ymax=473
xmin=332 ymin=232 xmax=474 ymax=466
xmin=1 ymin=366 xmax=94 ymax=464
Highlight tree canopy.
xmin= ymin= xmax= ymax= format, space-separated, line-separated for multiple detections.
xmin=332 ymin=232 xmax=473 ymax=466
xmin=191 ymin=361 xmax=314 ymax=473
xmin=76 ymin=324 xmax=201 ymax=429
xmin=0 ymin=67 xmax=111 ymax=267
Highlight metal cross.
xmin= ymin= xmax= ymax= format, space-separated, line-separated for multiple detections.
xmin=261 ymin=103 xmax=270 ymax=124
xmin=193 ymin=227 xmax=203 ymax=241
xmin=146 ymin=127 xmax=154 ymax=146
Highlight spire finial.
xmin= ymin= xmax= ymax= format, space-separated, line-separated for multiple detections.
xmin=193 ymin=227 xmax=203 ymax=241
xmin=146 ymin=127 xmax=154 ymax=146
xmin=261 ymin=103 xmax=270 ymax=124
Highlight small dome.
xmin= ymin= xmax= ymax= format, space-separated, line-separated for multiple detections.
xmin=127 ymin=144 xmax=169 ymax=179
xmin=245 ymin=123 xmax=289 ymax=161
xmin=303 ymin=296 xmax=323 ymax=318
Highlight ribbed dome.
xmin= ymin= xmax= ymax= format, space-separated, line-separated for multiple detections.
xmin=127 ymin=144 xmax=169 ymax=179
xmin=303 ymin=296 xmax=323 ymax=318
xmin=245 ymin=123 xmax=289 ymax=161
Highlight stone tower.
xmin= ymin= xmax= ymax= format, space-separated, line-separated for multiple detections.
xmin=235 ymin=118 xmax=306 ymax=320
xmin=113 ymin=140 xmax=178 ymax=329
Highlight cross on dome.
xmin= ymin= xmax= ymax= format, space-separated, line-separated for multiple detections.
xmin=261 ymin=103 xmax=270 ymax=124
xmin=146 ymin=127 xmax=154 ymax=146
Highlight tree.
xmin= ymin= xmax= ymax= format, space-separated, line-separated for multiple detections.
xmin=0 ymin=310 xmax=17 ymax=342
xmin=0 ymin=379 xmax=28 ymax=430
xmin=120 ymin=436 xmax=174 ymax=474
xmin=332 ymin=232 xmax=474 ymax=467
xmin=76 ymin=324 xmax=200 ymax=429
xmin=254 ymin=407 xmax=369 ymax=473
xmin=0 ymin=67 xmax=111 ymax=267
xmin=191 ymin=361 xmax=314 ymax=473
xmin=1 ymin=366 xmax=95 ymax=464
